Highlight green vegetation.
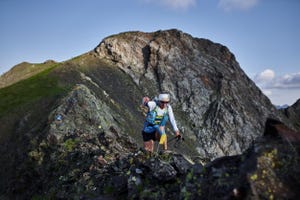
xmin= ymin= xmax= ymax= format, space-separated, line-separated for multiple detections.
xmin=0 ymin=64 xmax=68 ymax=118
xmin=0 ymin=60 xmax=59 ymax=88
xmin=63 ymin=138 xmax=80 ymax=152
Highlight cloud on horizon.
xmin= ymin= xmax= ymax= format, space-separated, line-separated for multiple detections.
xmin=218 ymin=0 xmax=259 ymax=11
xmin=253 ymin=69 xmax=300 ymax=104
xmin=254 ymin=69 xmax=300 ymax=89
xmin=142 ymin=0 xmax=196 ymax=10
xmin=271 ymin=73 xmax=300 ymax=89
xmin=142 ymin=0 xmax=259 ymax=11
xmin=254 ymin=69 xmax=275 ymax=84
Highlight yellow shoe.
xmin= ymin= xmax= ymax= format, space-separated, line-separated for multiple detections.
xmin=159 ymin=134 xmax=167 ymax=145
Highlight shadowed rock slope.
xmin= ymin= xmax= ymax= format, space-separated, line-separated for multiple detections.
xmin=281 ymin=99 xmax=300 ymax=130
xmin=0 ymin=29 xmax=299 ymax=199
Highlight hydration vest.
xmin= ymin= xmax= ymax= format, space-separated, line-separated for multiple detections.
xmin=146 ymin=106 xmax=168 ymax=125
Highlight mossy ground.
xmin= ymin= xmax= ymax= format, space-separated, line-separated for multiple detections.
xmin=0 ymin=64 xmax=67 ymax=117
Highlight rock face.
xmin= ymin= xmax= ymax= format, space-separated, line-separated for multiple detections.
xmin=0 ymin=29 xmax=299 ymax=199
xmin=94 ymin=29 xmax=290 ymax=159
xmin=1 ymin=84 xmax=139 ymax=198
xmin=281 ymin=99 xmax=300 ymax=130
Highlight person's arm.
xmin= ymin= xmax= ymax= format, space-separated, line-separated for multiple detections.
xmin=147 ymin=101 xmax=157 ymax=111
xmin=167 ymin=105 xmax=180 ymax=136
xmin=142 ymin=97 xmax=157 ymax=111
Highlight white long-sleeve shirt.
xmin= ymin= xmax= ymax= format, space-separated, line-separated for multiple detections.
xmin=147 ymin=101 xmax=179 ymax=132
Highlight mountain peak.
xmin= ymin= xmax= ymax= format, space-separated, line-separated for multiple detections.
xmin=94 ymin=29 xmax=236 ymax=87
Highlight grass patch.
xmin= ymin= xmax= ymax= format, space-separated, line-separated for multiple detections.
xmin=63 ymin=138 xmax=80 ymax=152
xmin=0 ymin=65 xmax=68 ymax=118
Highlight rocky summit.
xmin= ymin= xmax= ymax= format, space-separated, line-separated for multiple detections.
xmin=0 ymin=29 xmax=299 ymax=199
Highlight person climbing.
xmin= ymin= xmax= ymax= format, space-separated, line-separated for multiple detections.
xmin=141 ymin=93 xmax=181 ymax=152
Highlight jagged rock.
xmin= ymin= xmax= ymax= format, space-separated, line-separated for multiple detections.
xmin=171 ymin=153 xmax=194 ymax=174
xmin=101 ymin=119 xmax=300 ymax=200
xmin=264 ymin=118 xmax=300 ymax=142
xmin=181 ymin=119 xmax=300 ymax=200
xmin=144 ymin=157 xmax=177 ymax=181
xmin=47 ymin=84 xmax=117 ymax=144
xmin=281 ymin=99 xmax=300 ymax=130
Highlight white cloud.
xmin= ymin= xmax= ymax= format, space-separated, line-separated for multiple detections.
xmin=272 ymin=72 xmax=300 ymax=89
xmin=254 ymin=69 xmax=300 ymax=89
xmin=143 ymin=0 xmax=196 ymax=10
xmin=262 ymin=89 xmax=272 ymax=96
xmin=253 ymin=69 xmax=275 ymax=84
xmin=253 ymin=69 xmax=300 ymax=105
xmin=218 ymin=0 xmax=259 ymax=11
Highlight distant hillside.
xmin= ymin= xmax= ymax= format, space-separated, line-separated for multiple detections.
xmin=275 ymin=104 xmax=289 ymax=110
xmin=0 ymin=29 xmax=299 ymax=199
xmin=0 ymin=60 xmax=58 ymax=88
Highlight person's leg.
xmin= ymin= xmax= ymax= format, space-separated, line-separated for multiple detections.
xmin=144 ymin=140 xmax=154 ymax=152
xmin=154 ymin=125 xmax=166 ymax=151
xmin=158 ymin=115 xmax=169 ymax=150
xmin=159 ymin=126 xmax=167 ymax=150
xmin=142 ymin=131 xmax=155 ymax=152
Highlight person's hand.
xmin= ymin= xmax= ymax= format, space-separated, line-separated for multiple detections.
xmin=142 ymin=96 xmax=150 ymax=106
xmin=175 ymin=131 xmax=181 ymax=139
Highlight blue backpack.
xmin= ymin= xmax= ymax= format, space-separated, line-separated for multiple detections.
xmin=145 ymin=107 xmax=157 ymax=125
xmin=145 ymin=106 xmax=168 ymax=125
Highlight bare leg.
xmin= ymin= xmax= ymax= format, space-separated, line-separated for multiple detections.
xmin=144 ymin=140 xmax=154 ymax=152
xmin=159 ymin=126 xmax=167 ymax=150
xmin=164 ymin=135 xmax=167 ymax=150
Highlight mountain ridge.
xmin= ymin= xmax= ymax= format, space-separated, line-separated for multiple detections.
xmin=0 ymin=60 xmax=58 ymax=88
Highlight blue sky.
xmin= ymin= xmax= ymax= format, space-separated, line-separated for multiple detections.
xmin=0 ymin=0 xmax=299 ymax=105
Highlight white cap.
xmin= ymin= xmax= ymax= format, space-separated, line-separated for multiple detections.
xmin=158 ymin=93 xmax=170 ymax=102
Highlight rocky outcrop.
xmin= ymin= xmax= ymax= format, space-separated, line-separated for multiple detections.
xmin=94 ymin=29 xmax=290 ymax=159
xmin=7 ymin=117 xmax=299 ymax=200
xmin=2 ymin=84 xmax=139 ymax=198
xmin=281 ymin=99 xmax=300 ymax=130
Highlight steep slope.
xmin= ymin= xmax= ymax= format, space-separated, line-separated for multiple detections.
xmin=281 ymin=99 xmax=300 ymax=130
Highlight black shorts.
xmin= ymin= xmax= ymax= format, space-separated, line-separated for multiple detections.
xmin=142 ymin=131 xmax=157 ymax=142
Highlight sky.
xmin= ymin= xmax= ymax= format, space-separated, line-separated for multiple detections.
xmin=0 ymin=0 xmax=299 ymax=106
